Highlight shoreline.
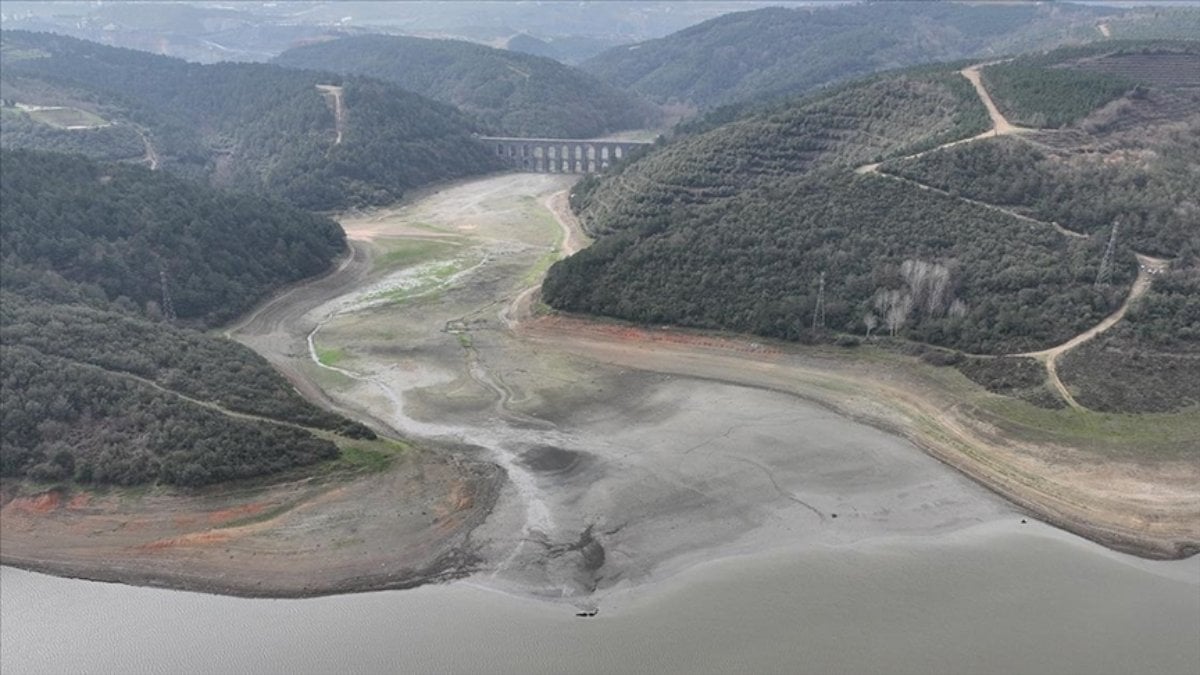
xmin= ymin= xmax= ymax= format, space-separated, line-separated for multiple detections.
xmin=3 ymin=175 xmax=1195 ymax=604
xmin=5 ymin=514 xmax=1195 ymax=606
xmin=520 ymin=308 xmax=1200 ymax=562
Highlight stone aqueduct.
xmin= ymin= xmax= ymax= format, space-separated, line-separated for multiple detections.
xmin=480 ymin=136 xmax=654 ymax=174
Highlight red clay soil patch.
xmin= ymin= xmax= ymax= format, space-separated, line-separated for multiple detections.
xmin=174 ymin=514 xmax=200 ymax=529
xmin=434 ymin=479 xmax=475 ymax=533
xmin=206 ymin=502 xmax=269 ymax=527
xmin=4 ymin=490 xmax=64 ymax=515
xmin=139 ymin=530 xmax=232 ymax=551
xmin=66 ymin=492 xmax=92 ymax=510
xmin=529 ymin=315 xmax=783 ymax=356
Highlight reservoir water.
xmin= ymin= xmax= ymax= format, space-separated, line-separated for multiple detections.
xmin=3 ymin=521 xmax=1197 ymax=675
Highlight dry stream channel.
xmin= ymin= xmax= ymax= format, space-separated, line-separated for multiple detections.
xmin=3 ymin=174 xmax=1197 ymax=673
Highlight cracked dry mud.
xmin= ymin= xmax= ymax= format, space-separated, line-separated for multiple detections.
xmin=231 ymin=173 xmax=1020 ymax=602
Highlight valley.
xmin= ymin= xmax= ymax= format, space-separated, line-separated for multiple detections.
xmin=6 ymin=159 xmax=1192 ymax=600
xmin=0 ymin=7 xmax=1197 ymax=672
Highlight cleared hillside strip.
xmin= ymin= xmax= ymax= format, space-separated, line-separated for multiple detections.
xmin=0 ymin=30 xmax=501 ymax=210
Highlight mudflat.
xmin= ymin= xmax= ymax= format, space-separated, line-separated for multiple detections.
xmin=3 ymin=173 xmax=1195 ymax=602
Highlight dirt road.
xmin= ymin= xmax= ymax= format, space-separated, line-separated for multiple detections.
xmin=316 ymin=84 xmax=346 ymax=146
xmin=960 ymin=62 xmax=1027 ymax=136
xmin=136 ymin=128 xmax=160 ymax=170
xmin=5 ymin=173 xmax=1194 ymax=604
xmin=1019 ymin=254 xmax=1170 ymax=409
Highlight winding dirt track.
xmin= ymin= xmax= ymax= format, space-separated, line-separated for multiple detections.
xmin=136 ymin=128 xmax=160 ymax=170
xmin=857 ymin=61 xmax=1169 ymax=408
xmin=959 ymin=62 xmax=1028 ymax=136
xmin=1019 ymin=254 xmax=1171 ymax=409
xmin=512 ymin=190 xmax=1199 ymax=560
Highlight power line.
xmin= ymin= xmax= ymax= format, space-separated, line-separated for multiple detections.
xmin=159 ymin=262 xmax=176 ymax=321
xmin=812 ymin=271 xmax=826 ymax=330
xmin=1095 ymin=222 xmax=1119 ymax=288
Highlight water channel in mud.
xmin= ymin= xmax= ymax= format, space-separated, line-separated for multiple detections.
xmin=5 ymin=174 xmax=1195 ymax=673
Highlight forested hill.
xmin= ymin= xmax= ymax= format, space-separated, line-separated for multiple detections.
xmin=273 ymin=35 xmax=661 ymax=138
xmin=580 ymin=2 xmax=1185 ymax=109
xmin=0 ymin=30 xmax=501 ymax=210
xmin=1 ymin=149 xmax=345 ymax=326
xmin=1 ymin=150 xmax=373 ymax=487
xmin=546 ymin=44 xmax=1199 ymax=412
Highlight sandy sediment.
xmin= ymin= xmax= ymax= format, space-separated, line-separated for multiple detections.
xmin=3 ymin=172 xmax=1194 ymax=602
xmin=0 ymin=448 xmax=502 ymax=598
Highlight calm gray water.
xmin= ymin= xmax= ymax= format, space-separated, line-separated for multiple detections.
xmin=3 ymin=521 xmax=1197 ymax=675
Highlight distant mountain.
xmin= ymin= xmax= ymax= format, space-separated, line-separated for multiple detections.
xmin=504 ymin=33 xmax=624 ymax=65
xmin=1 ymin=149 xmax=373 ymax=487
xmin=579 ymin=2 xmax=1184 ymax=109
xmin=0 ymin=30 xmax=501 ymax=210
xmin=274 ymin=34 xmax=661 ymax=138
xmin=547 ymin=43 xmax=1199 ymax=411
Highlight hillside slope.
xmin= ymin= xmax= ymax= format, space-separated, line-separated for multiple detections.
xmin=546 ymin=45 xmax=1198 ymax=410
xmin=274 ymin=35 xmax=661 ymax=138
xmin=580 ymin=2 xmax=1189 ymax=108
xmin=0 ymin=31 xmax=501 ymax=210
xmin=1 ymin=150 xmax=373 ymax=487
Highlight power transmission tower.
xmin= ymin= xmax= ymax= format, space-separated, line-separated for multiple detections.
xmin=159 ymin=263 xmax=176 ymax=321
xmin=1095 ymin=222 xmax=1119 ymax=288
xmin=812 ymin=271 xmax=826 ymax=330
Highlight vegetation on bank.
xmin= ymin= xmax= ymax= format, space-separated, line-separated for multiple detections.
xmin=1 ymin=150 xmax=373 ymax=487
xmin=1059 ymin=259 xmax=1200 ymax=413
xmin=981 ymin=64 xmax=1132 ymax=128
xmin=0 ymin=30 xmax=501 ymax=210
xmin=1 ymin=345 xmax=338 ymax=486
xmin=880 ymin=128 xmax=1199 ymax=258
xmin=580 ymin=1 xmax=1123 ymax=108
xmin=1 ymin=150 xmax=347 ymax=325
xmin=548 ymin=171 xmax=1131 ymax=355
xmin=569 ymin=69 xmax=989 ymax=235
xmin=979 ymin=41 xmax=1199 ymax=128
xmin=0 ymin=105 xmax=145 ymax=160
xmin=274 ymin=35 xmax=661 ymax=138
xmin=547 ymin=45 xmax=1198 ymax=412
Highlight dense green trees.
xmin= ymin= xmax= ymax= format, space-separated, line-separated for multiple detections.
xmin=881 ymin=127 xmax=1200 ymax=258
xmin=0 ymin=30 xmax=501 ymax=210
xmin=0 ymin=107 xmax=145 ymax=160
xmin=570 ymin=70 xmax=989 ymax=237
xmin=1 ymin=150 xmax=372 ymax=486
xmin=980 ymin=64 xmax=1132 ymax=128
xmin=978 ymin=42 xmax=1198 ymax=128
xmin=580 ymin=2 xmax=1119 ymax=108
xmin=2 ymin=345 xmax=338 ymax=486
xmin=548 ymin=171 xmax=1131 ymax=355
xmin=548 ymin=45 xmax=1197 ymax=411
xmin=1 ymin=149 xmax=345 ymax=324
xmin=274 ymin=35 xmax=661 ymax=138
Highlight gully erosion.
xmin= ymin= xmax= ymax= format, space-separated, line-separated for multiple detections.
xmin=1 ymin=162 xmax=1195 ymax=600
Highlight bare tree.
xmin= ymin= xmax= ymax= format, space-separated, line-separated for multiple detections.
xmin=901 ymin=258 xmax=952 ymax=317
xmin=863 ymin=312 xmax=878 ymax=338
xmin=874 ymin=288 xmax=913 ymax=337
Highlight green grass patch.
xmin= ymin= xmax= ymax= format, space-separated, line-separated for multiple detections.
xmin=368 ymin=255 xmax=480 ymax=305
xmin=0 ymin=46 xmax=50 ymax=60
xmin=521 ymin=247 xmax=562 ymax=286
xmin=323 ymin=436 xmax=409 ymax=475
xmin=316 ymin=346 xmax=346 ymax=366
xmin=26 ymin=106 xmax=109 ymax=129
xmin=333 ymin=445 xmax=395 ymax=473
xmin=376 ymin=238 xmax=460 ymax=271
xmin=975 ymin=396 xmax=1200 ymax=457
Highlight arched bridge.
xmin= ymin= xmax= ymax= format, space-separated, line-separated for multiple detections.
xmin=480 ymin=136 xmax=654 ymax=174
